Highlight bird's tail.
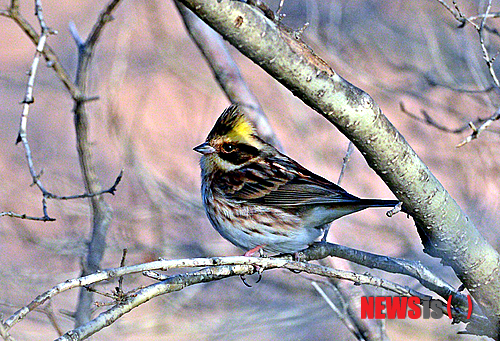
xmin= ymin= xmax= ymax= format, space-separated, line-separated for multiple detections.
xmin=358 ymin=199 xmax=400 ymax=208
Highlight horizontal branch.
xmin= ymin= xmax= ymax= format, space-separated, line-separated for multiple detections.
xmin=3 ymin=242 xmax=486 ymax=335
xmin=45 ymin=169 xmax=123 ymax=200
xmin=0 ymin=210 xmax=55 ymax=222
xmin=300 ymin=243 xmax=472 ymax=318
xmin=55 ymin=260 xmax=431 ymax=340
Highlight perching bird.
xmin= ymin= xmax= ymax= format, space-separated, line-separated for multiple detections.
xmin=194 ymin=104 xmax=399 ymax=255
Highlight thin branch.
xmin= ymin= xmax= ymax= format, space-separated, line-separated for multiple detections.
xmin=322 ymin=141 xmax=355 ymax=241
xmin=404 ymin=1 xmax=500 ymax=148
xmin=435 ymin=0 xmax=463 ymax=22
xmin=6 ymin=0 xmax=122 ymax=222
xmin=13 ymin=0 xmax=54 ymax=221
xmin=46 ymin=170 xmax=124 ymax=200
xmin=2 ymin=3 xmax=82 ymax=100
xmin=15 ymin=0 xmax=51 ymax=147
xmin=311 ymin=281 xmax=365 ymax=340
xmin=298 ymin=242 xmax=471 ymax=315
xmin=457 ymin=107 xmax=500 ymax=147
xmin=337 ymin=141 xmax=354 ymax=185
xmin=0 ymin=210 xmax=55 ymax=222
xmin=55 ymin=261 xmax=431 ymax=341
xmin=436 ymin=0 xmax=500 ymax=37
xmin=71 ymin=0 xmax=123 ymax=327
xmin=87 ymin=0 xmax=121 ymax=52
xmin=116 ymin=248 xmax=128 ymax=299
xmin=330 ymin=142 xmax=389 ymax=340
xmin=436 ymin=0 xmax=500 ymax=84
xmin=73 ymin=0 xmax=121 ymax=87
xmin=469 ymin=12 xmax=500 ymax=21
xmin=477 ymin=0 xmax=500 ymax=88
xmin=55 ymin=255 xmax=483 ymax=341
xmin=400 ymin=102 xmax=500 ymax=137
xmin=3 ymin=242 xmax=486 ymax=334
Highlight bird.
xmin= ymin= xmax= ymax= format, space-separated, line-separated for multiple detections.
xmin=194 ymin=104 xmax=399 ymax=255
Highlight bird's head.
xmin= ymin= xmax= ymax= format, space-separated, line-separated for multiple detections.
xmin=194 ymin=104 xmax=265 ymax=172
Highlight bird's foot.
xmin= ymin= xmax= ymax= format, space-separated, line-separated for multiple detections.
xmin=244 ymin=245 xmax=266 ymax=257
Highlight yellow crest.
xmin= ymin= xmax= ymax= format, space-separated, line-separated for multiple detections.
xmin=208 ymin=104 xmax=256 ymax=144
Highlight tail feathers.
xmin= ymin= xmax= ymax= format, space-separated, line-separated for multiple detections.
xmin=358 ymin=199 xmax=400 ymax=208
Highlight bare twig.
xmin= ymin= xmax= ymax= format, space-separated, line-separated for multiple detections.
xmin=400 ymin=102 xmax=500 ymax=140
xmin=297 ymin=242 xmax=471 ymax=314
xmin=457 ymin=108 xmax=500 ymax=147
xmin=0 ymin=210 xmax=54 ymax=222
xmin=0 ymin=169 xmax=122 ymax=223
xmin=412 ymin=1 xmax=500 ymax=148
xmin=469 ymin=12 xmax=500 ymax=21
xmin=54 ymin=262 xmax=428 ymax=340
xmin=437 ymin=0 xmax=500 ymax=85
xmin=54 ymin=257 xmax=479 ymax=341
xmin=311 ymin=281 xmax=364 ymax=340
xmin=401 ymin=101 xmax=500 ymax=148
xmin=436 ymin=0 xmax=500 ymax=37
xmin=50 ymin=170 xmax=124 ymax=200
xmin=13 ymin=0 xmax=54 ymax=220
xmin=4 ymin=0 xmax=122 ymax=223
xmin=337 ymin=141 xmax=354 ymax=185
xmin=435 ymin=0 xmax=467 ymax=25
xmin=2 ymin=2 xmax=82 ymax=100
xmin=323 ymin=140 xmax=389 ymax=341
xmin=321 ymin=141 xmax=355 ymax=241
xmin=477 ymin=0 xmax=500 ymax=88
xmin=116 ymin=248 xmax=128 ymax=298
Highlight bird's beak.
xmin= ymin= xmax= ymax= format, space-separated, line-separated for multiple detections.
xmin=193 ymin=142 xmax=216 ymax=155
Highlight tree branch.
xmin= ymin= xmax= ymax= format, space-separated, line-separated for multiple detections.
xmin=1 ymin=1 xmax=123 ymax=223
xmin=432 ymin=0 xmax=500 ymax=147
xmin=3 ymin=242 xmax=489 ymax=337
xmin=2 ymin=1 xmax=82 ymax=100
xmin=69 ymin=0 xmax=123 ymax=327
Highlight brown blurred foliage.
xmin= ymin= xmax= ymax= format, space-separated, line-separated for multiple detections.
xmin=1 ymin=0 xmax=500 ymax=340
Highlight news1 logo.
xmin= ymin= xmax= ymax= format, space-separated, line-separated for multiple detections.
xmin=360 ymin=296 xmax=473 ymax=320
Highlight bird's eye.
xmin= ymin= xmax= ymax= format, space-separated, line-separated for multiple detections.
xmin=221 ymin=143 xmax=235 ymax=153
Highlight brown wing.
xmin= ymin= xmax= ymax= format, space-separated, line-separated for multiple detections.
xmin=218 ymin=155 xmax=362 ymax=207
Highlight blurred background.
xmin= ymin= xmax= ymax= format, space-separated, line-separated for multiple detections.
xmin=1 ymin=0 xmax=499 ymax=339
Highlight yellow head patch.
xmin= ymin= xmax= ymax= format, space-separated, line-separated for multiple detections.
xmin=226 ymin=114 xmax=254 ymax=143
xmin=207 ymin=104 xmax=258 ymax=145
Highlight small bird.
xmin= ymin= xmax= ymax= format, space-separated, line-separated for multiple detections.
xmin=194 ymin=104 xmax=399 ymax=255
